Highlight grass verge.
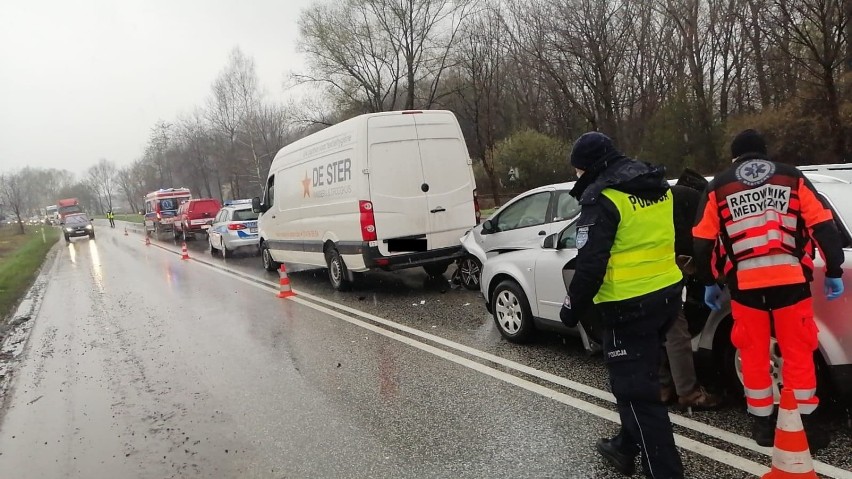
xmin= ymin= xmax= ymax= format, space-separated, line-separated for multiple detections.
xmin=0 ymin=225 xmax=59 ymax=319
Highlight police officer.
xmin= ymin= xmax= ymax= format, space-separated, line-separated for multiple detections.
xmin=107 ymin=210 xmax=115 ymax=228
xmin=560 ymin=132 xmax=684 ymax=478
xmin=693 ymin=129 xmax=844 ymax=450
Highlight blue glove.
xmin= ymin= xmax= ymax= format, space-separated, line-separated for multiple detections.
xmin=704 ymin=284 xmax=723 ymax=311
xmin=560 ymin=295 xmax=579 ymax=328
xmin=824 ymin=277 xmax=844 ymax=301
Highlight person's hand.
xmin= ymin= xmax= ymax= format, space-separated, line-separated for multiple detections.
xmin=704 ymin=284 xmax=723 ymax=311
xmin=560 ymin=295 xmax=579 ymax=328
xmin=824 ymin=277 xmax=844 ymax=301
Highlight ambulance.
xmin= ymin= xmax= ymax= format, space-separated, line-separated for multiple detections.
xmin=144 ymin=188 xmax=192 ymax=238
xmin=253 ymin=110 xmax=480 ymax=291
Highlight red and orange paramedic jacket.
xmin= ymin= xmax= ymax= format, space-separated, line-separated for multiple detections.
xmin=693 ymin=154 xmax=844 ymax=308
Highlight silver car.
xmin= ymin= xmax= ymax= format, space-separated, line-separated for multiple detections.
xmin=458 ymin=182 xmax=578 ymax=290
xmin=207 ymin=201 xmax=260 ymax=259
xmin=480 ymin=181 xmax=852 ymax=405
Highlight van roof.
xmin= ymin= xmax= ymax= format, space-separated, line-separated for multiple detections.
xmin=271 ymin=110 xmax=457 ymax=167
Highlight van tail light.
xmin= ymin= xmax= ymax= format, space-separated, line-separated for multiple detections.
xmin=473 ymin=189 xmax=481 ymax=224
xmin=228 ymin=223 xmax=246 ymax=230
xmin=359 ymin=200 xmax=377 ymax=241
xmin=157 ymin=212 xmax=162 ymax=219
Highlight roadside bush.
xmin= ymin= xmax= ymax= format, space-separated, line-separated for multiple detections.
xmin=493 ymin=129 xmax=573 ymax=191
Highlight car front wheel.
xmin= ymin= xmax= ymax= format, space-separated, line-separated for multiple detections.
xmin=491 ymin=280 xmax=535 ymax=343
xmin=457 ymin=256 xmax=481 ymax=291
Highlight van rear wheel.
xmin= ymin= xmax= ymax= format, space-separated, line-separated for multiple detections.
xmin=326 ymin=248 xmax=352 ymax=292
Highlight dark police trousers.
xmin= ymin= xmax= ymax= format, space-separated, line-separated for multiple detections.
xmin=599 ymin=287 xmax=684 ymax=479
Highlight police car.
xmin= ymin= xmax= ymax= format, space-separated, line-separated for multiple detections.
xmin=207 ymin=200 xmax=260 ymax=258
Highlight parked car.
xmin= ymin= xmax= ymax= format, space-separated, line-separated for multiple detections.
xmin=254 ymin=110 xmax=479 ymax=291
xmin=60 ymin=213 xmax=95 ymax=242
xmin=208 ymin=200 xmax=260 ymax=258
xmin=174 ymin=198 xmax=221 ymax=241
xmin=479 ymin=181 xmax=852 ymax=406
xmin=457 ymin=182 xmax=579 ymax=291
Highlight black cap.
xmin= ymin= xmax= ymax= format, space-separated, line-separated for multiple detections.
xmin=570 ymin=132 xmax=619 ymax=171
xmin=731 ymin=129 xmax=767 ymax=158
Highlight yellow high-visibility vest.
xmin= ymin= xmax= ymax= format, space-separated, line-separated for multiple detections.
xmin=593 ymin=188 xmax=682 ymax=304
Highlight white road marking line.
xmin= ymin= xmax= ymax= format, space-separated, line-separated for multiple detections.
xmin=174 ymin=249 xmax=851 ymax=478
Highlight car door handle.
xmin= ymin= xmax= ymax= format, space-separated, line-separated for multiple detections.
xmin=538 ymin=230 xmax=546 ymax=236
xmin=430 ymin=207 xmax=446 ymax=213
xmin=271 ymin=215 xmax=276 ymax=219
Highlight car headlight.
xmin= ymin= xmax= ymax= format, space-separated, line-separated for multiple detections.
xmin=85 ymin=225 xmax=93 ymax=229
xmin=65 ymin=227 xmax=73 ymax=232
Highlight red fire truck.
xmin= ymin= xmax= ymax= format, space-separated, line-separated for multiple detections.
xmin=143 ymin=188 xmax=192 ymax=238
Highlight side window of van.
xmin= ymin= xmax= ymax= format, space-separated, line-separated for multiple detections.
xmin=495 ymin=192 xmax=551 ymax=232
xmin=265 ymin=175 xmax=275 ymax=208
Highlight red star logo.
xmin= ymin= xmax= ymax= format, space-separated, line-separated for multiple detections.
xmin=301 ymin=172 xmax=311 ymax=197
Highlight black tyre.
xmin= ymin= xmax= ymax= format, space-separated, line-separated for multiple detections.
xmin=261 ymin=241 xmax=280 ymax=272
xmin=209 ymin=241 xmax=218 ymax=256
xmin=89 ymin=233 xmax=95 ymax=240
xmin=64 ymin=235 xmax=70 ymax=243
xmin=457 ymin=256 xmax=482 ymax=291
xmin=173 ymin=227 xmax=180 ymax=240
xmin=423 ymin=261 xmax=450 ymax=278
xmin=491 ymin=280 xmax=535 ymax=343
xmin=326 ymin=247 xmax=352 ymax=291
xmin=713 ymin=317 xmax=744 ymax=398
xmin=221 ymin=239 xmax=230 ymax=259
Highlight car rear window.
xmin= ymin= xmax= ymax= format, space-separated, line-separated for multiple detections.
xmin=232 ymin=209 xmax=258 ymax=221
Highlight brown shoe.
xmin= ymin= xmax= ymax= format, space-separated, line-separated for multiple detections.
xmin=677 ymin=386 xmax=722 ymax=410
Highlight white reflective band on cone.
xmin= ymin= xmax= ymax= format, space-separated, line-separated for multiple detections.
xmin=797 ymin=403 xmax=818 ymax=415
xmin=772 ymin=450 xmax=816 ymax=474
xmin=776 ymin=408 xmax=805 ymax=433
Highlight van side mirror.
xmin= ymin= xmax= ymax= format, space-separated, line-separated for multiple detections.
xmin=481 ymin=219 xmax=494 ymax=234
xmin=542 ymin=234 xmax=557 ymax=249
xmin=252 ymin=197 xmax=264 ymax=213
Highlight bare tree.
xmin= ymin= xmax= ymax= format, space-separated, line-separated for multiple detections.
xmin=87 ymin=159 xmax=117 ymax=213
xmin=296 ymin=0 xmax=476 ymax=111
xmin=0 ymin=169 xmax=33 ymax=234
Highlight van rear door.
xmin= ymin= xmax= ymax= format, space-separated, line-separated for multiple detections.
xmin=413 ymin=112 xmax=476 ymax=249
xmin=367 ymin=114 xmax=429 ymax=256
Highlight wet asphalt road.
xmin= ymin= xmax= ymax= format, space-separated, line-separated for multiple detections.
xmin=0 ymin=221 xmax=850 ymax=478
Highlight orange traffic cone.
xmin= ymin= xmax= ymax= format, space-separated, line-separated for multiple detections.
xmin=145 ymin=235 xmax=151 ymax=246
xmin=124 ymin=227 xmax=128 ymax=236
xmin=762 ymin=388 xmax=819 ymax=479
xmin=180 ymin=242 xmax=190 ymax=260
xmin=277 ymin=264 xmax=296 ymax=298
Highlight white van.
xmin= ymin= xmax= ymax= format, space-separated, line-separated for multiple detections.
xmin=253 ymin=110 xmax=480 ymax=290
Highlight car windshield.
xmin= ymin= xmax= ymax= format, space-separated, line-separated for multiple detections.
xmin=65 ymin=215 xmax=88 ymax=225
xmin=232 ymin=209 xmax=258 ymax=221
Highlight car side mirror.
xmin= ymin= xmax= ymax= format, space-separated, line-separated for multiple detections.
xmin=481 ymin=219 xmax=494 ymax=234
xmin=542 ymin=233 xmax=557 ymax=249
xmin=252 ymin=197 xmax=264 ymax=213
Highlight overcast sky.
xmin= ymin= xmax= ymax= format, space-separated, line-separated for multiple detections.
xmin=0 ymin=0 xmax=315 ymax=177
